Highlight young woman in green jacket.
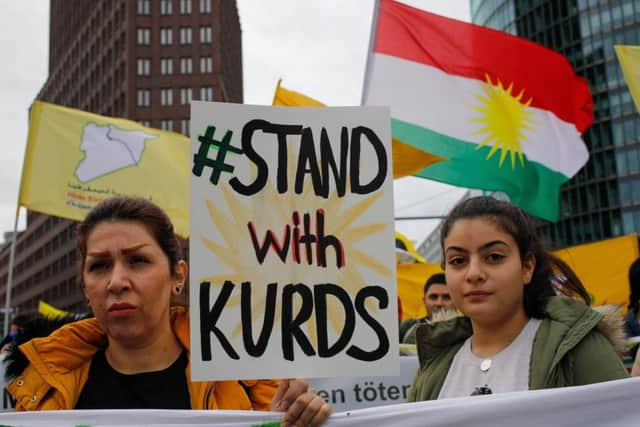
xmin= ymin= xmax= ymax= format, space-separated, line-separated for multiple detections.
xmin=409 ymin=196 xmax=629 ymax=401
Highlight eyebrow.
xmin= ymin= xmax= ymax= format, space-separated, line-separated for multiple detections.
xmin=87 ymin=243 xmax=150 ymax=257
xmin=445 ymin=240 xmax=508 ymax=254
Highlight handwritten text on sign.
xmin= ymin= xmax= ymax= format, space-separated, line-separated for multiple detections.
xmin=189 ymin=102 xmax=397 ymax=380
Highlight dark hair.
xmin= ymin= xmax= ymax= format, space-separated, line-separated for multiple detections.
xmin=628 ymin=257 xmax=640 ymax=313
xmin=77 ymin=197 xmax=182 ymax=280
xmin=424 ymin=273 xmax=446 ymax=295
xmin=440 ymin=196 xmax=590 ymax=318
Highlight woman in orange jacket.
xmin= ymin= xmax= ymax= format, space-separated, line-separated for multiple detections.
xmin=6 ymin=197 xmax=331 ymax=426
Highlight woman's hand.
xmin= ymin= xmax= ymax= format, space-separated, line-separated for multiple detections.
xmin=270 ymin=378 xmax=332 ymax=426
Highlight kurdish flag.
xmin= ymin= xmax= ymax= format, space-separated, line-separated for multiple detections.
xmin=363 ymin=0 xmax=593 ymax=221
xmin=19 ymin=101 xmax=190 ymax=236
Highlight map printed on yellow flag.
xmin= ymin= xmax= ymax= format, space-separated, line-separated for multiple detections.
xmin=75 ymin=124 xmax=158 ymax=182
xmin=19 ymin=101 xmax=190 ymax=236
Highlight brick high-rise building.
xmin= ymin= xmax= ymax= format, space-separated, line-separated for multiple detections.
xmin=0 ymin=0 xmax=243 ymax=323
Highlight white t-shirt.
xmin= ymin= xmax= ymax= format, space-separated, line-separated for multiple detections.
xmin=438 ymin=318 xmax=542 ymax=399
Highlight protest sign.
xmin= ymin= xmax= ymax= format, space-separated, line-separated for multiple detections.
xmin=189 ymin=102 xmax=397 ymax=381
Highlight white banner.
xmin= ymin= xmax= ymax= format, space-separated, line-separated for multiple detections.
xmin=308 ymin=355 xmax=418 ymax=411
xmin=1 ymin=378 xmax=639 ymax=426
xmin=189 ymin=102 xmax=397 ymax=381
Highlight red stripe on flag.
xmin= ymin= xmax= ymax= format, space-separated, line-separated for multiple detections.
xmin=374 ymin=0 xmax=593 ymax=133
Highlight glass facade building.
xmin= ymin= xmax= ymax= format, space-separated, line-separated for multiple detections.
xmin=470 ymin=0 xmax=640 ymax=248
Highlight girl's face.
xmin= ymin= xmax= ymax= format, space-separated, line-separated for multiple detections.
xmin=443 ymin=217 xmax=535 ymax=325
xmin=82 ymin=221 xmax=186 ymax=347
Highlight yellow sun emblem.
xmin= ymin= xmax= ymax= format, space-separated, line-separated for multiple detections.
xmin=471 ymin=74 xmax=535 ymax=168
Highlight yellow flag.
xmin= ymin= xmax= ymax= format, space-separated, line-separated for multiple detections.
xmin=19 ymin=101 xmax=190 ymax=237
xmin=38 ymin=300 xmax=72 ymax=319
xmin=272 ymin=80 xmax=444 ymax=179
xmin=554 ymin=233 xmax=638 ymax=308
xmin=397 ymin=263 xmax=443 ymax=319
xmin=615 ymin=45 xmax=640 ymax=113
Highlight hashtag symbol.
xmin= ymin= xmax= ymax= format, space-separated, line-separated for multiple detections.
xmin=192 ymin=125 xmax=243 ymax=185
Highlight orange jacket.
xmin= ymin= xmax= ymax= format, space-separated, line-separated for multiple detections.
xmin=7 ymin=307 xmax=279 ymax=410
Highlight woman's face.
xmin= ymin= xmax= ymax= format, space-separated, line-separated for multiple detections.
xmin=443 ymin=217 xmax=535 ymax=325
xmin=82 ymin=221 xmax=186 ymax=347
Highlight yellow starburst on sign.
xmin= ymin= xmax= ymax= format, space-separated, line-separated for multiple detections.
xmin=198 ymin=139 xmax=391 ymax=344
xmin=471 ymin=74 xmax=535 ymax=168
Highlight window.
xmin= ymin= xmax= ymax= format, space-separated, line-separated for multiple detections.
xmin=200 ymin=56 xmax=212 ymax=73
xmin=160 ymin=58 xmax=173 ymax=75
xmin=180 ymin=57 xmax=193 ymax=74
xmin=180 ymin=88 xmax=193 ymax=104
xmin=137 ymin=28 xmax=151 ymax=45
xmin=160 ymin=28 xmax=173 ymax=45
xmin=137 ymin=58 xmax=151 ymax=76
xmin=160 ymin=0 xmax=173 ymax=15
xmin=200 ymin=86 xmax=213 ymax=101
xmin=200 ymin=0 xmax=211 ymax=14
xmin=180 ymin=0 xmax=192 ymax=14
xmin=137 ymin=0 xmax=150 ymax=15
xmin=161 ymin=120 xmax=173 ymax=131
xmin=139 ymin=120 xmax=151 ymax=128
xmin=181 ymin=119 xmax=190 ymax=136
xmin=137 ymin=89 xmax=150 ymax=107
xmin=180 ymin=27 xmax=192 ymax=44
xmin=200 ymin=26 xmax=212 ymax=43
xmin=161 ymin=88 xmax=173 ymax=106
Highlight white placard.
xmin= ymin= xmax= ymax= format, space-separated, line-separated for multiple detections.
xmin=189 ymin=102 xmax=397 ymax=381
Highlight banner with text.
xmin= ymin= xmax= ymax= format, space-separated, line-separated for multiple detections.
xmin=1 ymin=378 xmax=639 ymax=426
xmin=189 ymin=102 xmax=397 ymax=381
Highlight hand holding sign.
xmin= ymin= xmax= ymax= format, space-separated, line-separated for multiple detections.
xmin=270 ymin=378 xmax=332 ymax=427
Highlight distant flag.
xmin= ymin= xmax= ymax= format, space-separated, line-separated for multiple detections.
xmin=362 ymin=0 xmax=593 ymax=221
xmin=38 ymin=300 xmax=72 ymax=319
xmin=272 ymin=79 xmax=443 ymax=179
xmin=615 ymin=45 xmax=640 ymax=113
xmin=19 ymin=101 xmax=190 ymax=236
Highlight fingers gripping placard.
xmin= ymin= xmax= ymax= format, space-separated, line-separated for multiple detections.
xmin=189 ymin=102 xmax=398 ymax=381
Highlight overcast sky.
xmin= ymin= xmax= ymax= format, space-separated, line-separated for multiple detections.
xmin=0 ymin=0 xmax=470 ymax=249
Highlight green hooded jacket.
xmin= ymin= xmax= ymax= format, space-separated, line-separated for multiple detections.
xmin=408 ymin=296 xmax=629 ymax=401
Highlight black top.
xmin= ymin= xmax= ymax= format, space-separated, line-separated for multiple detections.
xmin=75 ymin=349 xmax=191 ymax=409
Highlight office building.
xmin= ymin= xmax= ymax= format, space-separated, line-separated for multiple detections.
xmin=0 ymin=0 xmax=243 ymax=320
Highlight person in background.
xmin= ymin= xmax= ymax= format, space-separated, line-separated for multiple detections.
xmin=408 ymin=196 xmax=629 ymax=401
xmin=400 ymin=273 xmax=454 ymax=343
xmin=624 ymin=257 xmax=640 ymax=337
xmin=4 ymin=197 xmax=331 ymax=426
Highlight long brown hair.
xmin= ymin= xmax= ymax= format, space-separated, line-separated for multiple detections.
xmin=440 ymin=196 xmax=590 ymax=318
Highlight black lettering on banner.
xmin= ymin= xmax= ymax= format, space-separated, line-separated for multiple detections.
xmin=387 ymin=385 xmax=400 ymax=400
xmin=350 ymin=126 xmax=387 ymax=194
xmin=281 ymin=283 xmax=316 ymax=361
xmin=228 ymin=119 xmax=270 ymax=195
xmin=199 ymin=281 xmax=239 ymax=361
xmin=295 ymin=127 xmax=324 ymax=196
xmin=241 ymin=281 xmax=277 ymax=357
xmin=268 ymin=122 xmax=303 ymax=193
xmin=346 ymin=285 xmax=389 ymax=361
xmin=314 ymin=284 xmax=355 ymax=357
xmin=319 ymin=127 xmax=348 ymax=197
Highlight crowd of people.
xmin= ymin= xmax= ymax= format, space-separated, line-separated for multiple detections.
xmin=0 ymin=195 xmax=638 ymax=420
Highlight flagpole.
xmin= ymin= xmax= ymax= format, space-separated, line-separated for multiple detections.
xmin=3 ymin=207 xmax=20 ymax=336
xmin=360 ymin=0 xmax=381 ymax=105
xmin=272 ymin=78 xmax=282 ymax=106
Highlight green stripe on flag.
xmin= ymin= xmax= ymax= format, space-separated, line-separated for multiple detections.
xmin=392 ymin=118 xmax=568 ymax=221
